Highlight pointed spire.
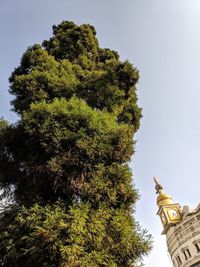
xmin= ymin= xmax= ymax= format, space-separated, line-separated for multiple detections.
xmin=153 ymin=177 xmax=173 ymax=207
xmin=153 ymin=177 xmax=164 ymax=195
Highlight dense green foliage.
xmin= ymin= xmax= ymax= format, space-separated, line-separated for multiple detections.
xmin=0 ymin=21 xmax=151 ymax=266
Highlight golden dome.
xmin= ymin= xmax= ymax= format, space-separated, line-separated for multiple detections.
xmin=153 ymin=177 xmax=173 ymax=207
xmin=156 ymin=192 xmax=173 ymax=206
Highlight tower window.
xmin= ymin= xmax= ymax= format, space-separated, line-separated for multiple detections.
xmin=187 ymin=248 xmax=191 ymax=257
xmin=176 ymin=255 xmax=182 ymax=266
xmin=182 ymin=248 xmax=191 ymax=261
xmin=194 ymin=242 xmax=200 ymax=253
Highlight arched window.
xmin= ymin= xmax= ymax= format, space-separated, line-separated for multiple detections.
xmin=182 ymin=248 xmax=191 ymax=261
xmin=194 ymin=242 xmax=200 ymax=253
xmin=175 ymin=255 xmax=182 ymax=266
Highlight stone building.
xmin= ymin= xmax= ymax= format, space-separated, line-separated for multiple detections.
xmin=154 ymin=177 xmax=200 ymax=267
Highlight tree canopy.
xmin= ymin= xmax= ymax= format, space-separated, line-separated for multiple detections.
xmin=0 ymin=21 xmax=151 ymax=267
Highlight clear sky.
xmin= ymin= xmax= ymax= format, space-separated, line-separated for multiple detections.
xmin=1 ymin=1 xmax=200 ymax=266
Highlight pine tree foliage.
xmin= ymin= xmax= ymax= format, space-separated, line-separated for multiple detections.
xmin=0 ymin=21 xmax=151 ymax=266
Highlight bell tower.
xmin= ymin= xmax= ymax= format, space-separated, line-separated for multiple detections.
xmin=153 ymin=177 xmax=181 ymax=234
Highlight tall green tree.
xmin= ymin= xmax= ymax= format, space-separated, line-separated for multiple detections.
xmin=0 ymin=21 xmax=151 ymax=267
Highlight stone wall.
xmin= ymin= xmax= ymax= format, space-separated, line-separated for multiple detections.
xmin=166 ymin=205 xmax=200 ymax=267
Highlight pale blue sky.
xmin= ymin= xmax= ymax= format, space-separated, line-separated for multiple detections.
xmin=1 ymin=1 xmax=200 ymax=266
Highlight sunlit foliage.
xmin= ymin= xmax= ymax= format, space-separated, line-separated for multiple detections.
xmin=0 ymin=21 xmax=151 ymax=266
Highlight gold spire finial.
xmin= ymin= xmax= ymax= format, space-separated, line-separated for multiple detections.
xmin=153 ymin=177 xmax=173 ymax=207
xmin=153 ymin=176 xmax=164 ymax=195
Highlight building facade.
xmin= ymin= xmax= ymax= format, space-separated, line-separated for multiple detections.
xmin=154 ymin=177 xmax=200 ymax=267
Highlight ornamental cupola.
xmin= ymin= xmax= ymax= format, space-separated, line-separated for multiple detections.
xmin=154 ymin=177 xmax=182 ymax=234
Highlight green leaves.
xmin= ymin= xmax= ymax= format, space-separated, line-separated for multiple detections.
xmin=0 ymin=21 xmax=151 ymax=266
xmin=20 ymin=97 xmax=134 ymax=198
xmin=43 ymin=22 xmax=99 ymax=66
xmin=23 ymin=96 xmax=134 ymax=167
xmin=0 ymin=201 xmax=151 ymax=267
xmin=10 ymin=45 xmax=80 ymax=114
xmin=10 ymin=22 xmax=141 ymax=127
